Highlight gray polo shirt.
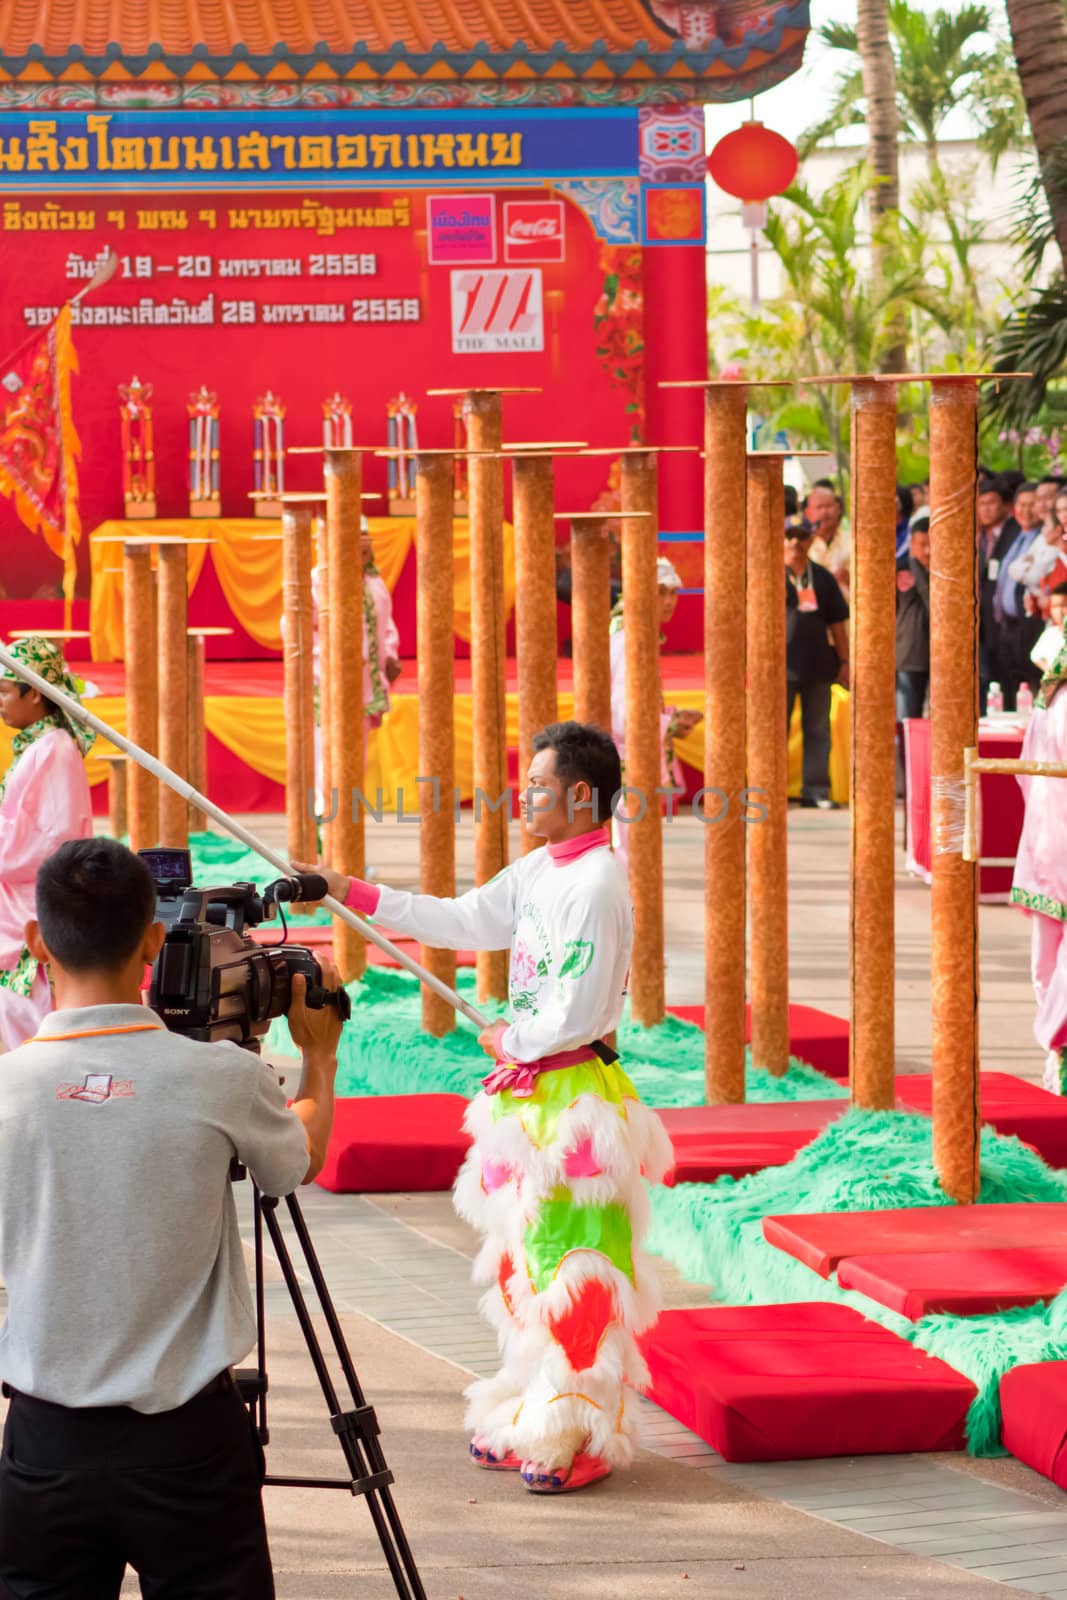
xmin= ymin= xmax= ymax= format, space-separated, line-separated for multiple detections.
xmin=0 ymin=1003 xmax=309 ymax=1414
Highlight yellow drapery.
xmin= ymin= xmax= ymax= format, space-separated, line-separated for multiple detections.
xmin=88 ymin=514 xmax=516 ymax=661
xmin=0 ymin=687 xmax=851 ymax=809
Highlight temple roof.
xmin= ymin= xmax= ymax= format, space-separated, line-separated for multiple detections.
xmin=0 ymin=1 xmax=810 ymax=103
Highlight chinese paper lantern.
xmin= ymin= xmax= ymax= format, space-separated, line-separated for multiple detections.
xmin=707 ymin=122 xmax=798 ymax=203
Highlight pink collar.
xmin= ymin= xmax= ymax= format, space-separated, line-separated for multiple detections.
xmin=546 ymin=827 xmax=610 ymax=866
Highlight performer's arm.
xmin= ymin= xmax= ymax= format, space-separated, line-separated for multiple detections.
xmin=293 ymin=860 xmax=519 ymax=951
xmin=500 ymin=891 xmax=628 ymax=1062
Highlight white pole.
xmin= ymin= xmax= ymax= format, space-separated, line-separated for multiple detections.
xmin=0 ymin=642 xmax=491 ymax=1031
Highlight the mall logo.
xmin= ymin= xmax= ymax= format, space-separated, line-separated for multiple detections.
xmin=503 ymin=200 xmax=566 ymax=264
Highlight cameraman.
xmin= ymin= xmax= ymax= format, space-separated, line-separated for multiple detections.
xmin=0 ymin=837 xmax=344 ymax=1599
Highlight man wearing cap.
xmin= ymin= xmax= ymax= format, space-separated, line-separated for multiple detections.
xmin=609 ymin=558 xmax=701 ymax=871
xmin=0 ymin=636 xmax=95 ymax=1050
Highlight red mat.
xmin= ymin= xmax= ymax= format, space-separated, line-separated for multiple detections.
xmin=896 ymin=1073 xmax=1067 ymax=1169
xmin=657 ymin=1101 xmax=847 ymax=1186
xmin=764 ymin=1204 xmax=1067 ymax=1279
xmin=839 ymin=1248 xmax=1067 ymax=1320
xmin=640 ymin=1304 xmax=975 ymax=1461
xmin=315 ymin=1094 xmax=471 ymax=1194
xmin=667 ymin=1004 xmax=849 ymax=1081
xmin=1000 ymin=1363 xmax=1067 ymax=1488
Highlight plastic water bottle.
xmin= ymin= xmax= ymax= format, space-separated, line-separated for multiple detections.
xmin=1017 ymin=682 xmax=1034 ymax=721
xmin=987 ymin=681 xmax=1004 ymax=716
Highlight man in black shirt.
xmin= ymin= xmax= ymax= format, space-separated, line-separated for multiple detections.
xmin=785 ymin=523 xmax=850 ymax=809
xmin=896 ymin=517 xmax=930 ymax=719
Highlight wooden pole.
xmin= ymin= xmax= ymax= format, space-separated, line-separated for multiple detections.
xmin=416 ymin=453 xmax=458 ymax=1036
xmin=123 ymin=541 xmax=158 ymax=850
xmin=850 ymin=380 xmax=898 ymax=1110
xmin=513 ymin=454 xmax=559 ymax=855
xmin=186 ymin=632 xmax=210 ymax=833
xmin=281 ymin=504 xmax=318 ymax=865
xmin=157 ymin=543 xmax=189 ymax=848
xmin=704 ymin=388 xmax=748 ymax=1103
xmin=465 ymin=393 xmax=509 ymax=1003
xmin=929 ymin=378 xmax=981 ymax=1203
xmin=620 ymin=452 xmax=665 ymax=1025
xmin=746 ymin=455 xmax=790 ymax=1074
xmin=105 ymin=755 xmax=128 ymax=840
xmin=314 ymin=513 xmax=332 ymax=819
xmin=570 ymin=516 xmax=613 ymax=737
xmin=324 ymin=447 xmax=366 ymax=983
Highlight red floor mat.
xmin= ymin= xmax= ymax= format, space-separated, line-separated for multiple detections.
xmin=657 ymin=1101 xmax=847 ymax=1186
xmin=896 ymin=1072 xmax=1067 ymax=1169
xmin=764 ymin=1204 xmax=1067 ymax=1279
xmin=666 ymin=1004 xmax=849 ymax=1080
xmin=640 ymin=1304 xmax=975 ymax=1461
xmin=1000 ymin=1363 xmax=1067 ymax=1488
xmin=315 ymin=1094 xmax=471 ymax=1193
xmin=838 ymin=1248 xmax=1067 ymax=1319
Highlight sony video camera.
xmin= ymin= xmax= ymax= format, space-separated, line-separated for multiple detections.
xmin=139 ymin=847 xmax=350 ymax=1049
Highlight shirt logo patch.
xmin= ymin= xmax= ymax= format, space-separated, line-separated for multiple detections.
xmin=56 ymin=1074 xmax=135 ymax=1103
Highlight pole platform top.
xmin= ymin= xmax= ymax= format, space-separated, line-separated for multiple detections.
xmin=747 ymin=449 xmax=828 ymax=458
xmin=554 ymin=510 xmax=652 ymax=520
xmin=270 ymin=491 xmax=328 ymax=504
xmin=287 ymin=444 xmax=385 ymax=455
xmin=426 ymin=386 xmax=541 ymax=397
xmin=8 ymin=628 xmax=91 ymax=640
xmin=246 ymin=533 xmax=284 ymax=541
xmin=579 ymin=444 xmax=699 ymax=456
xmin=102 ymin=752 xmax=128 ymax=762
xmin=503 ymin=440 xmax=588 ymax=450
xmin=187 ymin=626 xmax=234 ymax=637
xmin=102 ymin=535 xmax=216 ymax=547
xmin=800 ymin=371 xmax=1034 ymax=386
xmin=659 ymin=378 xmax=793 ymax=389
xmin=374 ymin=446 xmax=495 ymax=458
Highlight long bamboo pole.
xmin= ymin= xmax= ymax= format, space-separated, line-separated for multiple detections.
xmin=704 ymin=388 xmax=748 ymax=1103
xmin=513 ymin=453 xmax=560 ymax=855
xmin=416 ymin=452 xmax=458 ymax=1037
xmin=465 ymin=392 xmax=510 ymax=1002
xmin=324 ymin=448 xmax=365 ymax=982
xmin=850 ymin=380 xmax=898 ymax=1110
xmin=929 ymin=377 xmax=981 ymax=1203
xmin=157 ymin=543 xmax=189 ymax=849
xmin=123 ymin=540 xmax=158 ymax=850
xmin=281 ymin=503 xmax=318 ymax=865
xmin=746 ymin=455 xmax=790 ymax=1074
xmin=620 ymin=452 xmax=665 ymax=1025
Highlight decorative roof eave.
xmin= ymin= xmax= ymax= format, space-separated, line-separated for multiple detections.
xmin=0 ymin=8 xmax=809 ymax=102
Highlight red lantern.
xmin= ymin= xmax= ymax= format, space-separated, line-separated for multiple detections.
xmin=706 ymin=121 xmax=798 ymax=203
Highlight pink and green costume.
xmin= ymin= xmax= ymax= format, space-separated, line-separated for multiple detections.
xmin=346 ymin=828 xmax=671 ymax=1469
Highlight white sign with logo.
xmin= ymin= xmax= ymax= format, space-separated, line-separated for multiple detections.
xmin=450 ymin=268 xmax=544 ymax=353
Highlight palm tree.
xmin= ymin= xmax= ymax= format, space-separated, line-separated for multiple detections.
xmin=1003 ymin=0 xmax=1067 ymax=267
xmin=857 ymin=0 xmax=904 ymax=371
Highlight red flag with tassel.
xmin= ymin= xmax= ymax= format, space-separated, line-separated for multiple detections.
xmin=0 ymin=253 xmax=116 ymax=622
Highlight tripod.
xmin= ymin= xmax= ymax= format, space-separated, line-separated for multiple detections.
xmin=235 ymin=1173 xmax=426 ymax=1600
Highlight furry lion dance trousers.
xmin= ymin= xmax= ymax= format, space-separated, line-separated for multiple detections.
xmin=453 ymin=1057 xmax=672 ymax=1469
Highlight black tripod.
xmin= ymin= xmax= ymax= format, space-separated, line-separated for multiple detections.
xmin=235 ymin=1173 xmax=426 ymax=1600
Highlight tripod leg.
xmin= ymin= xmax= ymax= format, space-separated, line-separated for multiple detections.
xmin=258 ymin=1192 xmax=427 ymax=1600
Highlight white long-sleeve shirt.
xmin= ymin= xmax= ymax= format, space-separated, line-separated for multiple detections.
xmin=369 ymin=835 xmax=632 ymax=1063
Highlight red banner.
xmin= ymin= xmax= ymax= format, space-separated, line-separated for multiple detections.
xmin=0 ymin=306 xmax=80 ymax=600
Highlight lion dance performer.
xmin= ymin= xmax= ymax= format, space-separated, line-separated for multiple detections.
xmin=0 ymin=637 xmax=94 ymax=1050
xmin=298 ymin=721 xmax=671 ymax=1493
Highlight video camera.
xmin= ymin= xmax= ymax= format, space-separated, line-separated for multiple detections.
xmin=139 ymin=847 xmax=350 ymax=1050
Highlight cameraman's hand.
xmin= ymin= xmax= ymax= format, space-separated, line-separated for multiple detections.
xmin=291 ymin=859 xmax=351 ymax=909
xmin=288 ymin=961 xmax=345 ymax=1058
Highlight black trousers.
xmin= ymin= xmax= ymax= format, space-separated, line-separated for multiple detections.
xmin=896 ymin=670 xmax=929 ymax=721
xmin=0 ymin=1383 xmax=273 ymax=1599
xmin=786 ymin=680 xmax=832 ymax=802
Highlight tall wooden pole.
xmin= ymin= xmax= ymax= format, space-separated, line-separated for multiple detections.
xmin=850 ymin=380 xmax=899 ymax=1110
xmin=105 ymin=755 xmax=128 ymax=840
xmin=746 ymin=455 xmax=790 ymax=1074
xmin=570 ymin=515 xmax=614 ymax=739
xmin=416 ymin=453 xmax=458 ymax=1037
xmin=929 ymin=377 xmax=981 ymax=1203
xmin=704 ymin=387 xmax=749 ymax=1103
xmin=513 ymin=453 xmax=559 ymax=855
xmin=465 ymin=392 xmax=509 ymax=1003
xmin=620 ymin=452 xmax=665 ymax=1025
xmin=281 ymin=503 xmax=318 ymax=866
xmin=157 ymin=543 xmax=189 ymax=849
xmin=123 ymin=540 xmax=159 ymax=851
xmin=324 ymin=447 xmax=366 ymax=983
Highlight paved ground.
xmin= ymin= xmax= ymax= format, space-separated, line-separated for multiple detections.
xmin=14 ymin=802 xmax=1058 ymax=1594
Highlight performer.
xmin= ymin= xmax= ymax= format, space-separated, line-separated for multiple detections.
xmin=1012 ymin=635 xmax=1067 ymax=1092
xmin=296 ymin=721 xmax=672 ymax=1493
xmin=361 ymin=520 xmax=402 ymax=728
xmin=609 ymin=558 xmax=701 ymax=871
xmin=0 ymin=637 xmax=94 ymax=1051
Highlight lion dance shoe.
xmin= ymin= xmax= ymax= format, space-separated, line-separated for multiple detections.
xmin=469 ymin=1436 xmax=521 ymax=1471
xmin=520 ymin=1450 xmax=612 ymax=1494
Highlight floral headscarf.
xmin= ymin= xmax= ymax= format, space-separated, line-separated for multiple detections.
xmin=1037 ymin=638 xmax=1067 ymax=711
xmin=1 ymin=635 xmax=96 ymax=763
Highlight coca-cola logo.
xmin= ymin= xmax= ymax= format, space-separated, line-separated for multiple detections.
xmin=503 ymin=201 xmax=566 ymax=264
